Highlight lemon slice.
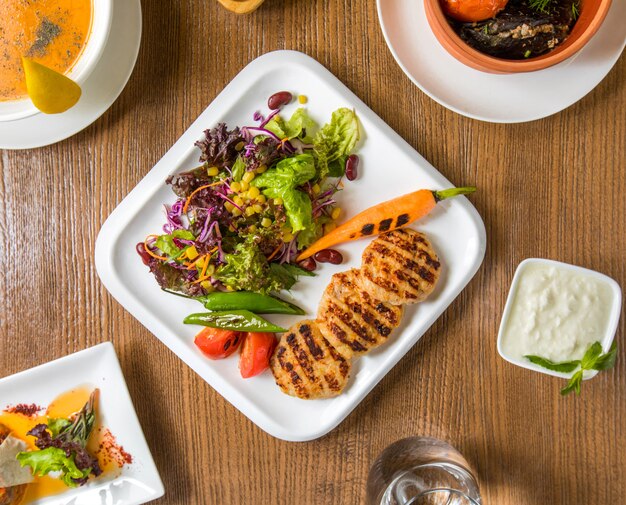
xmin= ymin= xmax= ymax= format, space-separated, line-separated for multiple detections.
xmin=21 ymin=57 xmax=81 ymax=114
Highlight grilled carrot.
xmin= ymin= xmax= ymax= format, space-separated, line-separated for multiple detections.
xmin=297 ymin=186 xmax=476 ymax=261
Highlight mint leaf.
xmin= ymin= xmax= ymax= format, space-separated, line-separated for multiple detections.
xmin=580 ymin=341 xmax=603 ymax=370
xmin=525 ymin=355 xmax=580 ymax=373
xmin=560 ymin=370 xmax=583 ymax=396
xmin=592 ymin=342 xmax=618 ymax=371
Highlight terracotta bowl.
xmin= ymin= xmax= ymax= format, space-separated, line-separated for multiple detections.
xmin=424 ymin=0 xmax=613 ymax=73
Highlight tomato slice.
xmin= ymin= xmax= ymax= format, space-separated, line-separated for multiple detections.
xmin=239 ymin=332 xmax=277 ymax=378
xmin=194 ymin=327 xmax=242 ymax=359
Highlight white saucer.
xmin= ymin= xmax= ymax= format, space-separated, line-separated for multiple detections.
xmin=0 ymin=0 xmax=142 ymax=150
xmin=377 ymin=0 xmax=626 ymax=123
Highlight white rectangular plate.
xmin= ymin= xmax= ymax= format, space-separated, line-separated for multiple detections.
xmin=95 ymin=50 xmax=486 ymax=442
xmin=0 ymin=343 xmax=164 ymax=504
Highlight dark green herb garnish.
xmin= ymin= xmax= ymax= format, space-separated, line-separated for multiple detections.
xmin=571 ymin=1 xmax=580 ymax=19
xmin=525 ymin=341 xmax=618 ymax=396
xmin=524 ymin=50 xmax=532 ymax=58
xmin=528 ymin=0 xmax=551 ymax=12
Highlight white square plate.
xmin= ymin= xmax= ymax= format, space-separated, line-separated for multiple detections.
xmin=95 ymin=50 xmax=486 ymax=441
xmin=0 ymin=343 xmax=164 ymax=504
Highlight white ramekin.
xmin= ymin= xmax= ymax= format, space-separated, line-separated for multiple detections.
xmin=0 ymin=0 xmax=113 ymax=122
xmin=497 ymin=258 xmax=622 ymax=380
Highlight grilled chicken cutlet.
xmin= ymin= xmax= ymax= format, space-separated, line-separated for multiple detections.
xmin=317 ymin=269 xmax=404 ymax=359
xmin=0 ymin=424 xmax=27 ymax=505
xmin=270 ymin=320 xmax=351 ymax=399
xmin=360 ymin=228 xmax=441 ymax=305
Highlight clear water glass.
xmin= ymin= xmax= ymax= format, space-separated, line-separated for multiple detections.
xmin=366 ymin=437 xmax=481 ymax=505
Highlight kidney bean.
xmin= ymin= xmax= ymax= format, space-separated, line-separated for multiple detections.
xmin=136 ymin=242 xmax=152 ymax=265
xmin=268 ymin=91 xmax=293 ymax=110
xmin=314 ymin=249 xmax=343 ymax=265
xmin=298 ymin=257 xmax=317 ymax=272
xmin=345 ymin=154 xmax=359 ymax=181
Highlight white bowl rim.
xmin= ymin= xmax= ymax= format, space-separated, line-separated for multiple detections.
xmin=496 ymin=257 xmax=622 ymax=380
xmin=0 ymin=0 xmax=113 ymax=122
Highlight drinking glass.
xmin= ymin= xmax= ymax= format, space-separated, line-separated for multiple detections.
xmin=366 ymin=437 xmax=481 ymax=505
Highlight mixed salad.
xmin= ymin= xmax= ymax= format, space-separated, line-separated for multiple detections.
xmin=135 ymin=92 xmax=361 ymax=378
xmin=136 ymin=92 xmax=360 ymax=298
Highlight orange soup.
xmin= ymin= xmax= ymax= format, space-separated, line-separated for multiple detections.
xmin=0 ymin=0 xmax=93 ymax=101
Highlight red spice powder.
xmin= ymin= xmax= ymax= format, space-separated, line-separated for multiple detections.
xmin=97 ymin=428 xmax=133 ymax=468
xmin=4 ymin=403 xmax=42 ymax=416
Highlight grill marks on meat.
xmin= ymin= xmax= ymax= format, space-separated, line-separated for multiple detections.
xmin=317 ymin=269 xmax=404 ymax=359
xmin=360 ymin=229 xmax=441 ymax=305
xmin=271 ymin=229 xmax=441 ymax=400
xmin=270 ymin=321 xmax=351 ymax=399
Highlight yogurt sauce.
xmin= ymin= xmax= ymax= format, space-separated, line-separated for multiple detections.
xmin=500 ymin=262 xmax=614 ymax=362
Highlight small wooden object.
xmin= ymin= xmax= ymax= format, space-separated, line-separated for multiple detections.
xmin=218 ymin=0 xmax=265 ymax=14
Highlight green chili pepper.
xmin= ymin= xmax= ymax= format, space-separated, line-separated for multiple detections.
xmin=163 ymin=289 xmax=305 ymax=315
xmin=183 ymin=310 xmax=287 ymax=332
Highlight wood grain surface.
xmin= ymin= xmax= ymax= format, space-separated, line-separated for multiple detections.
xmin=1 ymin=1 xmax=625 ymax=503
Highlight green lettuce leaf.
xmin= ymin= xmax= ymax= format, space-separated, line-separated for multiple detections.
xmin=314 ymin=108 xmax=359 ymax=179
xmin=251 ymin=154 xmax=316 ymax=233
xmin=155 ymin=229 xmax=195 ymax=259
xmin=265 ymin=108 xmax=317 ymax=142
xmin=215 ymin=237 xmax=292 ymax=294
xmin=17 ymin=447 xmax=91 ymax=488
xmin=46 ymin=418 xmax=71 ymax=438
xmin=231 ymin=156 xmax=246 ymax=182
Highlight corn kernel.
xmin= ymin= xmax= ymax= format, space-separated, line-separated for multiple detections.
xmin=230 ymin=181 xmax=242 ymax=193
xmin=186 ymin=245 xmax=199 ymax=261
xmin=240 ymin=180 xmax=250 ymax=192
xmin=233 ymin=196 xmax=244 ymax=207
xmin=226 ymin=285 xmax=235 ymax=291
xmin=206 ymin=265 xmax=215 ymax=276
xmin=207 ymin=166 xmax=219 ymax=177
xmin=273 ymin=198 xmax=283 ymax=206
xmin=247 ymin=186 xmax=260 ymax=199
xmin=298 ymin=95 xmax=308 ymax=104
xmin=248 ymin=225 xmax=257 ymax=233
xmin=282 ymin=232 xmax=294 ymax=242
xmin=201 ymin=280 xmax=213 ymax=291
xmin=256 ymin=164 xmax=267 ymax=174
xmin=195 ymin=256 xmax=207 ymax=269
xmin=245 ymin=206 xmax=256 ymax=217
xmin=261 ymin=218 xmax=272 ymax=228
xmin=224 ymin=201 xmax=234 ymax=212
xmin=324 ymin=222 xmax=337 ymax=235
xmin=312 ymin=184 xmax=321 ymax=195
xmin=235 ymin=141 xmax=245 ymax=151
xmin=242 ymin=171 xmax=255 ymax=183
xmin=331 ymin=207 xmax=341 ymax=220
xmin=232 ymin=208 xmax=242 ymax=217
xmin=253 ymin=204 xmax=263 ymax=214
xmin=257 ymin=195 xmax=266 ymax=204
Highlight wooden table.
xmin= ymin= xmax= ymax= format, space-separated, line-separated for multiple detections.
xmin=1 ymin=1 xmax=624 ymax=503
